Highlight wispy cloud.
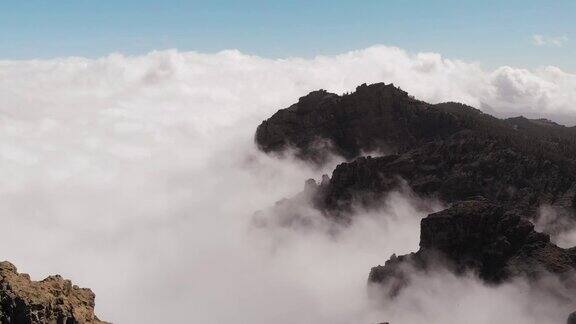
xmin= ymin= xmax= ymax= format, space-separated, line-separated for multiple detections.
xmin=532 ymin=34 xmax=568 ymax=47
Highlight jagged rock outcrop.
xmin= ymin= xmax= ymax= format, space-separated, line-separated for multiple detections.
xmin=368 ymin=200 xmax=576 ymax=296
xmin=0 ymin=261 xmax=106 ymax=324
xmin=256 ymin=83 xmax=576 ymax=322
xmin=312 ymin=133 xmax=576 ymax=218
xmin=256 ymin=83 xmax=466 ymax=163
xmin=256 ymin=83 xmax=576 ymax=163
xmin=257 ymin=83 xmax=576 ymax=218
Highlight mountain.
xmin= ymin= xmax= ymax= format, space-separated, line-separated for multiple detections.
xmin=255 ymin=82 xmax=576 ymax=322
xmin=256 ymin=83 xmax=576 ymax=219
xmin=256 ymin=83 xmax=576 ymax=163
xmin=369 ymin=199 xmax=576 ymax=296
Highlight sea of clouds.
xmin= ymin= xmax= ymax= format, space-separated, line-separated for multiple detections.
xmin=1 ymin=45 xmax=576 ymax=323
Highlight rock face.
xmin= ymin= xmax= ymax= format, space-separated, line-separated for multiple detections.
xmin=314 ymin=135 xmax=576 ymax=218
xmin=256 ymin=84 xmax=466 ymax=163
xmin=568 ymin=312 xmax=576 ymax=324
xmin=368 ymin=200 xmax=576 ymax=295
xmin=0 ymin=261 xmax=105 ymax=324
xmin=256 ymin=83 xmax=576 ymax=163
xmin=256 ymin=82 xmax=576 ymax=321
xmin=257 ymin=83 xmax=576 ymax=218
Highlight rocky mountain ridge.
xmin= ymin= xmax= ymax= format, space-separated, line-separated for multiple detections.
xmin=0 ymin=261 xmax=105 ymax=324
xmin=256 ymin=83 xmax=576 ymax=164
xmin=257 ymin=83 xmax=576 ymax=219
xmin=369 ymin=200 xmax=576 ymax=296
xmin=255 ymin=82 xmax=576 ymax=322
xmin=255 ymin=84 xmax=576 ymax=217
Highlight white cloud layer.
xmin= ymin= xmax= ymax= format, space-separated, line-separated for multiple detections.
xmin=0 ymin=46 xmax=575 ymax=323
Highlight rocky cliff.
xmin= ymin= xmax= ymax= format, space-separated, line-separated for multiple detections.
xmin=0 ymin=261 xmax=105 ymax=324
xmin=368 ymin=200 xmax=576 ymax=296
xmin=256 ymin=83 xmax=576 ymax=164
xmin=256 ymin=82 xmax=576 ymax=322
xmin=256 ymin=81 xmax=576 ymax=238
xmin=257 ymin=83 xmax=576 ymax=219
xmin=256 ymin=84 xmax=465 ymax=163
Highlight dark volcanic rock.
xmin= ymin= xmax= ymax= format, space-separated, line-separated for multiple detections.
xmin=0 ymin=261 xmax=106 ymax=324
xmin=257 ymin=83 xmax=576 ymax=218
xmin=256 ymin=82 xmax=576 ymax=164
xmin=256 ymin=82 xmax=576 ymax=321
xmin=369 ymin=200 xmax=576 ymax=295
xmin=255 ymin=83 xmax=466 ymax=163
xmin=315 ymin=132 xmax=576 ymax=217
xmin=568 ymin=311 xmax=576 ymax=324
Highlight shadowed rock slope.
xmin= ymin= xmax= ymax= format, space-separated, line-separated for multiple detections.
xmin=256 ymin=83 xmax=576 ymax=322
xmin=256 ymin=82 xmax=576 ymax=164
xmin=257 ymin=83 xmax=576 ymax=218
xmin=0 ymin=261 xmax=106 ymax=324
xmin=312 ymin=134 xmax=576 ymax=218
xmin=369 ymin=200 xmax=576 ymax=296
xmin=256 ymin=83 xmax=466 ymax=162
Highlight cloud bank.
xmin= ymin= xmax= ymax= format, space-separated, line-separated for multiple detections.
xmin=0 ymin=46 xmax=575 ymax=323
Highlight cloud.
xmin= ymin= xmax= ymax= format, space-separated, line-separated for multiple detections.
xmin=532 ymin=34 xmax=569 ymax=47
xmin=535 ymin=205 xmax=576 ymax=248
xmin=0 ymin=46 xmax=576 ymax=323
xmin=372 ymin=268 xmax=576 ymax=324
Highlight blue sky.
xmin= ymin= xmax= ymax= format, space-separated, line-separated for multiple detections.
xmin=0 ymin=0 xmax=574 ymax=70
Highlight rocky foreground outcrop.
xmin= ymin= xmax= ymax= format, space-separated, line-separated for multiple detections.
xmin=369 ymin=200 xmax=576 ymax=296
xmin=0 ymin=261 xmax=105 ymax=324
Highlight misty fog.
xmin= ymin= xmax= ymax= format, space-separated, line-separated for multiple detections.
xmin=1 ymin=46 xmax=576 ymax=323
